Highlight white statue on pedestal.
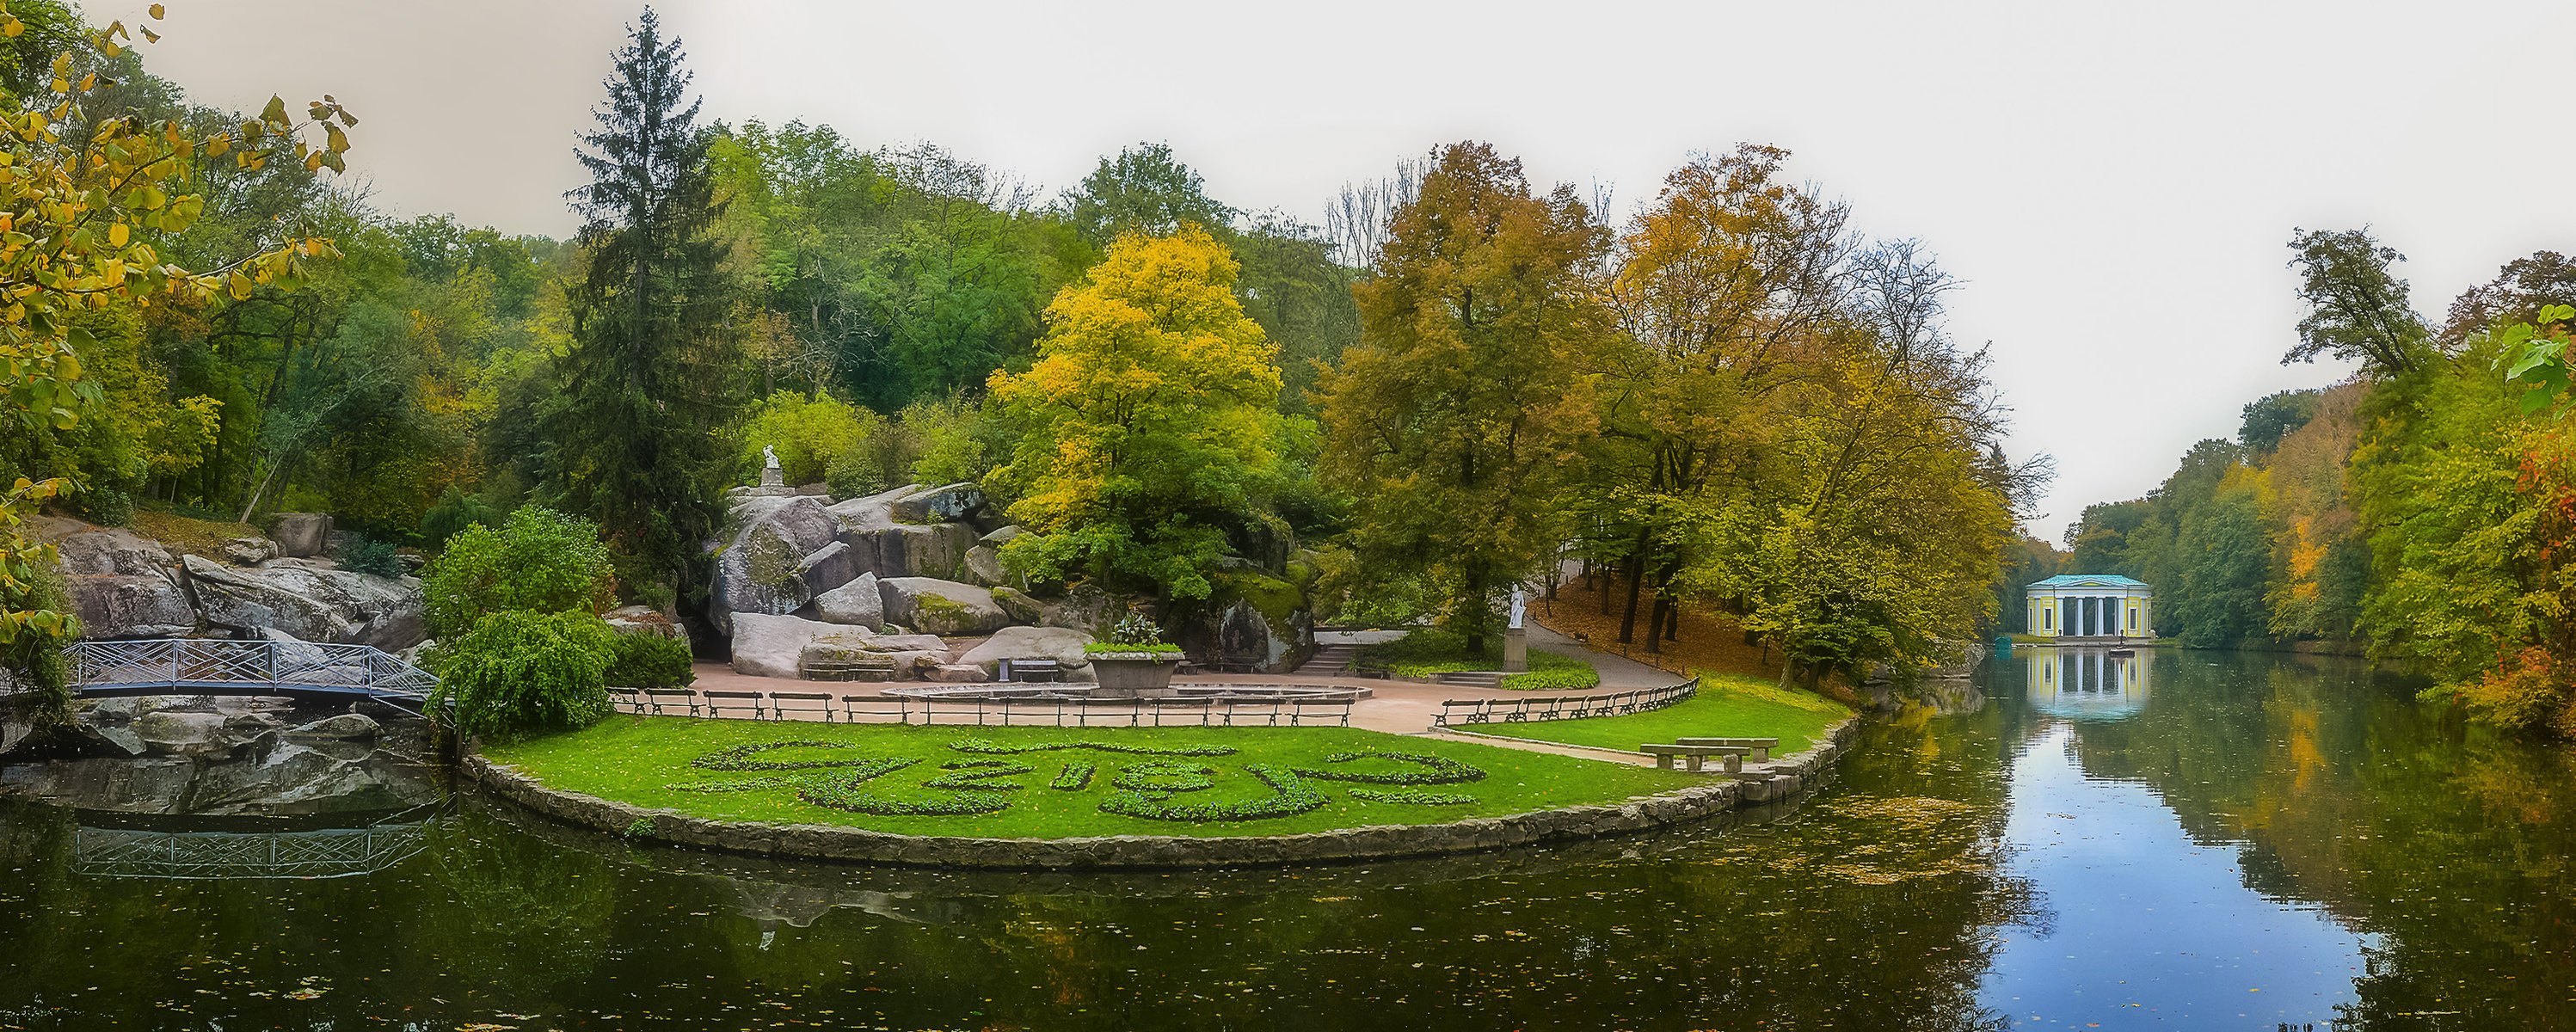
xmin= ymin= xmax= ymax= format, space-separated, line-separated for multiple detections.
xmin=763 ymin=444 xmax=780 ymax=470
xmin=1508 ymin=587 xmax=1527 ymax=630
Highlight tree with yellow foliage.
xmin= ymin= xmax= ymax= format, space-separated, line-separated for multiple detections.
xmin=986 ymin=224 xmax=1284 ymax=601
xmin=0 ymin=1 xmax=351 ymax=711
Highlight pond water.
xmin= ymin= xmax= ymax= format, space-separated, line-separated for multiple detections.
xmin=2 ymin=649 xmax=2572 ymax=1030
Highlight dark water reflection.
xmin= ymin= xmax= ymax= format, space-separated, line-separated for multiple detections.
xmin=0 ymin=650 xmax=2570 ymax=1029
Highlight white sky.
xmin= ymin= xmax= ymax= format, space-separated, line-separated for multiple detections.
xmin=95 ymin=0 xmax=2576 ymax=541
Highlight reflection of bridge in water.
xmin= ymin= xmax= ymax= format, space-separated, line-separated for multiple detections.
xmin=2027 ymin=648 xmax=2151 ymax=719
xmin=73 ymin=805 xmax=438 ymax=880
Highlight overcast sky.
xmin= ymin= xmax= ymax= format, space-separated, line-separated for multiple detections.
xmin=95 ymin=0 xmax=2576 ymax=541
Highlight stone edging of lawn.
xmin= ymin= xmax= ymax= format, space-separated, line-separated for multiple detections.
xmin=458 ymin=716 xmax=1857 ymax=869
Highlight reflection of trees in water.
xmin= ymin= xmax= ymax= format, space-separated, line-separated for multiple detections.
xmin=411 ymin=818 xmax=618 ymax=1007
xmin=2037 ymin=651 xmax=2576 ymax=1029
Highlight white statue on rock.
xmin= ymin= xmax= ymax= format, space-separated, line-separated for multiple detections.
xmin=763 ymin=444 xmax=780 ymax=470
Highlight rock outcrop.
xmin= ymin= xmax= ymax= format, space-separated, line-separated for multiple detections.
xmin=957 ymin=625 xmax=1095 ymax=681
xmin=269 ymin=513 xmax=333 ymax=559
xmin=877 ymin=577 xmax=1011 ymax=636
xmin=181 ymin=555 xmax=427 ymax=650
xmin=53 ymin=525 xmax=195 ymax=638
xmin=806 ymin=573 xmax=884 ymax=628
xmin=729 ymin=612 xmax=878 ymax=679
xmin=708 ymin=495 xmax=843 ymax=636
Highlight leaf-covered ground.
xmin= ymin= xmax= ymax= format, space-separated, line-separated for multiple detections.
xmin=1475 ymin=673 xmax=1849 ymax=755
xmin=486 ymin=717 xmax=1699 ymax=838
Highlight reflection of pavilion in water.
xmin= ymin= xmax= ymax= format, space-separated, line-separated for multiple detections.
xmin=71 ymin=805 xmax=436 ymax=879
xmin=2027 ymin=649 xmax=2149 ymax=719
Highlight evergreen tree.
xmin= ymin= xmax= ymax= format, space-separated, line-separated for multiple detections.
xmin=548 ymin=9 xmax=741 ymax=603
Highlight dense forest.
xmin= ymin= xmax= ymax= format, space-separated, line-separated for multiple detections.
xmin=3 ymin=6 xmax=2028 ymax=705
xmin=2057 ymin=232 xmax=2576 ymax=734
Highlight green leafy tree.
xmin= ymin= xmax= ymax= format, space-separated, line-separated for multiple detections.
xmin=1061 ymin=142 xmax=1234 ymax=248
xmin=987 ymin=225 xmax=1283 ymax=600
xmin=427 ymin=609 xmax=614 ymax=740
xmin=1319 ymin=142 xmax=1610 ymax=654
xmin=547 ymin=9 xmax=743 ymax=600
xmin=421 ymin=507 xmax=616 ymax=639
xmin=2284 ymin=227 xmax=2432 ymax=375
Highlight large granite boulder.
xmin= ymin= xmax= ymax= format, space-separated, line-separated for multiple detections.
xmin=269 ymin=513 xmax=333 ymax=559
xmin=282 ymin=712 xmax=382 ymax=740
xmin=806 ymin=573 xmax=883 ymax=628
xmin=50 ymin=525 xmax=196 ymax=638
xmin=958 ymin=626 xmax=1096 ymax=681
xmin=65 ymin=574 xmax=196 ymax=639
xmin=795 ymin=541 xmax=864 ymax=596
xmin=824 ymin=487 xmax=980 ymax=580
xmin=52 ymin=525 xmax=174 ymax=576
xmin=728 ymin=612 xmax=874 ymax=679
xmin=888 ymin=482 xmax=987 ymax=525
xmin=223 ymin=537 xmax=280 ymax=566
xmin=708 ymin=495 xmax=842 ymax=636
xmin=963 ymin=544 xmax=1008 ymax=587
xmin=179 ymin=555 xmax=426 ymax=649
xmin=876 ymin=577 xmax=1011 ymax=636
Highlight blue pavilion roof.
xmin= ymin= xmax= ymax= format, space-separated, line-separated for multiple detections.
xmin=2029 ymin=574 xmax=2149 ymax=589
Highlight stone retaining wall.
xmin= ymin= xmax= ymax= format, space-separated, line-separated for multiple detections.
xmin=460 ymin=717 xmax=1858 ymax=869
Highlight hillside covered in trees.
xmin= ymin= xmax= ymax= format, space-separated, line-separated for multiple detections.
xmin=2061 ymin=234 xmax=2576 ymax=734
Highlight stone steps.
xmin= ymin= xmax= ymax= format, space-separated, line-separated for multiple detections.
xmin=1431 ymin=670 xmax=1507 ymax=689
xmin=1294 ymin=643 xmax=1362 ymax=676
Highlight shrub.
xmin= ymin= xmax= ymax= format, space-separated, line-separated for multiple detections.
xmin=603 ymin=632 xmax=696 ymax=690
xmin=427 ymin=610 xmax=617 ymax=740
xmin=1088 ymin=613 xmax=1181 ymax=654
xmin=77 ymin=485 xmax=134 ymax=527
xmin=823 ymin=438 xmax=888 ymax=499
xmin=2444 ymin=647 xmax=2576 ymax=736
xmin=337 ymin=533 xmax=405 ymax=578
xmin=419 ymin=488 xmax=506 ymax=553
xmin=421 ymin=507 xmax=616 ymax=639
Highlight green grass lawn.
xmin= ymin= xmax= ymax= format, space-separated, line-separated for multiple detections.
xmin=1358 ymin=629 xmax=1600 ymax=691
xmin=1479 ymin=673 xmax=1850 ymax=755
xmin=485 ymin=717 xmax=1699 ymax=838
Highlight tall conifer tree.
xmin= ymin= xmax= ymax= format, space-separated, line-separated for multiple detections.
xmin=550 ymin=9 xmax=740 ymax=602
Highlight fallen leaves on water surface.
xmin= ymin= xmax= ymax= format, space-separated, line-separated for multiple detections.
xmin=1724 ymin=796 xmax=1996 ymax=886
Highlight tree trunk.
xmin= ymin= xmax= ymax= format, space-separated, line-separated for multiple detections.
xmin=1616 ymin=529 xmax=1651 ymax=642
xmin=1461 ymin=562 xmax=1490 ymax=658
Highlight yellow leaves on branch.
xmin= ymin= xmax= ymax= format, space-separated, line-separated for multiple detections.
xmin=0 ymin=0 xmax=358 ymax=400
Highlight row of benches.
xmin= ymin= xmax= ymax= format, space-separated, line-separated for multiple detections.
xmin=1431 ymin=679 xmax=1700 ymax=727
xmin=608 ymin=687 xmax=1355 ymax=728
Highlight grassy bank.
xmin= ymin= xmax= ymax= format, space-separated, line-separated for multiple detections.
xmin=1479 ymin=673 xmax=1850 ymax=755
xmin=484 ymin=718 xmax=1698 ymax=838
xmin=1358 ymin=630 xmax=1601 ymax=691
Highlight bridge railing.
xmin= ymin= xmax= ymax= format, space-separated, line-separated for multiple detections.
xmin=65 ymin=638 xmax=437 ymax=701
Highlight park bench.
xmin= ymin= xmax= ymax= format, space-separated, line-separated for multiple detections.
xmin=766 ymin=691 xmax=837 ymax=722
xmin=700 ymin=690 xmax=765 ymax=720
xmin=999 ymin=658 xmax=1063 ymax=683
xmin=839 ymin=693 xmax=911 ymax=723
xmin=608 ymin=686 xmax=642 ymax=714
xmin=1289 ymin=698 xmax=1354 ymax=727
xmin=1640 ymin=743 xmax=1745 ymax=773
xmin=636 ymin=687 xmax=698 ymax=716
xmin=1675 ymin=736 xmax=1780 ymax=764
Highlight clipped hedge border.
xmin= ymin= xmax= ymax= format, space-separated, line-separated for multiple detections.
xmin=465 ymin=717 xmax=1859 ymax=869
xmin=1097 ymin=766 xmax=1330 ymax=823
xmin=951 ymin=739 xmax=1239 ymax=758
xmin=1292 ymin=751 xmax=1486 ymax=786
xmin=1349 ymin=788 xmax=1477 ymax=806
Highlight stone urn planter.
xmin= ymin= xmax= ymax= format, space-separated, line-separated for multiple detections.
xmin=1088 ymin=651 xmax=1181 ymax=698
